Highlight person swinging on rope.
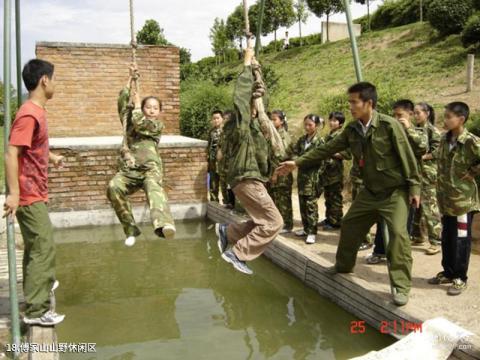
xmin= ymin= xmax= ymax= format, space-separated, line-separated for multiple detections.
xmin=107 ymin=63 xmax=176 ymax=246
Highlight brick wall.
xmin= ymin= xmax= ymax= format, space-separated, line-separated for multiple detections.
xmin=36 ymin=42 xmax=180 ymax=137
xmin=48 ymin=136 xmax=207 ymax=212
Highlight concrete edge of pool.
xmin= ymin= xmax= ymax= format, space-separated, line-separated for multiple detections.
xmin=206 ymin=202 xmax=480 ymax=360
xmin=7 ymin=201 xmax=479 ymax=360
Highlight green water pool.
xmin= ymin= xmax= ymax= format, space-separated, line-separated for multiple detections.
xmin=53 ymin=220 xmax=395 ymax=359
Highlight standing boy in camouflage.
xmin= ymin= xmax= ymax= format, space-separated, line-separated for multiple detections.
xmin=207 ymin=110 xmax=226 ymax=203
xmin=428 ymin=102 xmax=480 ymax=295
xmin=320 ymin=112 xmax=351 ymax=230
xmin=277 ymin=82 xmax=421 ymax=306
xmin=107 ymin=65 xmax=175 ymax=247
xmin=215 ymin=40 xmax=283 ymax=275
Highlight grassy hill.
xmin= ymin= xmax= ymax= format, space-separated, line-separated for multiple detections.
xmin=213 ymin=22 xmax=480 ymax=137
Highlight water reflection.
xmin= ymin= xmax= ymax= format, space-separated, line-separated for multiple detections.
xmin=54 ymin=220 xmax=394 ymax=359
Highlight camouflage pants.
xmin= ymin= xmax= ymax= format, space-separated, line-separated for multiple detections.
xmin=269 ymin=185 xmax=294 ymax=230
xmin=299 ymin=194 xmax=320 ymax=235
xmin=411 ymin=185 xmax=442 ymax=245
xmin=107 ymin=167 xmax=174 ymax=237
xmin=209 ymin=172 xmax=228 ymax=204
xmin=324 ymin=182 xmax=344 ymax=226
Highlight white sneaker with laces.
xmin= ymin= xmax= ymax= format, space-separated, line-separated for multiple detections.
xmin=125 ymin=236 xmax=136 ymax=247
xmin=306 ymin=234 xmax=316 ymax=244
xmin=295 ymin=229 xmax=307 ymax=237
xmin=24 ymin=310 xmax=65 ymax=326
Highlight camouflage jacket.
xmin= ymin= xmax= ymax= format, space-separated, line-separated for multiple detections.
xmin=271 ymin=127 xmax=293 ymax=189
xmin=436 ymin=129 xmax=480 ymax=216
xmin=224 ymin=65 xmax=273 ymax=188
xmin=295 ymin=111 xmax=421 ymax=197
xmin=321 ymin=129 xmax=352 ymax=186
xmin=117 ymin=87 xmax=164 ymax=172
xmin=404 ymin=122 xmax=428 ymax=160
xmin=290 ymin=131 xmax=325 ymax=196
xmin=207 ymin=126 xmax=222 ymax=172
xmin=419 ymin=122 xmax=441 ymax=187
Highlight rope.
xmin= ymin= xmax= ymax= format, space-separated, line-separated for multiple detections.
xmin=121 ymin=0 xmax=139 ymax=168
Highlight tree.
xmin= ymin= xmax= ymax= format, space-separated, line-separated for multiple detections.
xmin=136 ymin=19 xmax=169 ymax=45
xmin=354 ymin=0 xmax=376 ymax=31
xmin=306 ymin=0 xmax=344 ymax=42
xmin=294 ymin=0 xmax=310 ymax=45
xmin=226 ymin=4 xmax=246 ymax=50
xmin=210 ymin=18 xmax=234 ymax=63
xmin=179 ymin=48 xmax=191 ymax=65
xmin=264 ymin=0 xmax=296 ymax=50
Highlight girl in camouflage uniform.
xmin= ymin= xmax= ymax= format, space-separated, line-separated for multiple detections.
xmin=412 ymin=102 xmax=442 ymax=255
xmin=107 ymin=65 xmax=175 ymax=247
xmin=268 ymin=110 xmax=294 ymax=233
xmin=291 ymin=114 xmax=326 ymax=244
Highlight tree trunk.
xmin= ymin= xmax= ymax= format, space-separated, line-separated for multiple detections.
xmin=274 ymin=29 xmax=277 ymax=51
xmin=299 ymin=20 xmax=303 ymax=46
xmin=326 ymin=13 xmax=330 ymax=42
xmin=420 ymin=0 xmax=423 ymax=22
xmin=367 ymin=0 xmax=371 ymax=31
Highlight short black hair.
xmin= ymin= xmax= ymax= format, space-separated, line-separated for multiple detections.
xmin=304 ymin=113 xmax=324 ymax=127
xmin=393 ymin=99 xmax=415 ymax=112
xmin=348 ymin=82 xmax=377 ymax=109
xmin=141 ymin=96 xmax=162 ymax=111
xmin=22 ymin=59 xmax=55 ymax=91
xmin=445 ymin=102 xmax=470 ymax=123
xmin=212 ymin=110 xmax=223 ymax=117
xmin=329 ymin=111 xmax=346 ymax=125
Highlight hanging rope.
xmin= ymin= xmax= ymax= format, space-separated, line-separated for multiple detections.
xmin=120 ymin=0 xmax=138 ymax=168
xmin=242 ymin=0 xmax=286 ymax=159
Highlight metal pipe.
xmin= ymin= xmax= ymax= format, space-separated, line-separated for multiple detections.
xmin=343 ymin=0 xmax=363 ymax=82
xmin=15 ymin=0 xmax=22 ymax=107
xmin=4 ymin=0 xmax=21 ymax=357
xmin=255 ymin=0 xmax=266 ymax=57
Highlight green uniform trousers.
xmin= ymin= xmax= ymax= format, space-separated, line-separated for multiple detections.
xmin=209 ymin=171 xmax=228 ymax=204
xmin=107 ymin=167 xmax=174 ymax=237
xmin=337 ymin=188 xmax=412 ymax=294
xmin=269 ymin=184 xmax=294 ymax=230
xmin=324 ymin=181 xmax=344 ymax=226
xmin=411 ymin=185 xmax=442 ymax=245
xmin=16 ymin=201 xmax=56 ymax=318
xmin=299 ymin=194 xmax=320 ymax=235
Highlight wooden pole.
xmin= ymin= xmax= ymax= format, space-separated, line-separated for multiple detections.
xmin=467 ymin=54 xmax=475 ymax=92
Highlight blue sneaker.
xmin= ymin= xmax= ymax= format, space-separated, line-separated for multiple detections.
xmin=215 ymin=223 xmax=229 ymax=253
xmin=221 ymin=249 xmax=253 ymax=275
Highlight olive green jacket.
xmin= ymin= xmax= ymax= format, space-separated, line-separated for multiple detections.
xmin=224 ymin=65 xmax=273 ymax=188
xmin=271 ymin=127 xmax=293 ymax=189
xmin=321 ymin=129 xmax=352 ymax=186
xmin=437 ymin=128 xmax=480 ymax=216
xmin=295 ymin=111 xmax=421 ymax=197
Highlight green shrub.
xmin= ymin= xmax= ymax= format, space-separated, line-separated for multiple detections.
xmin=179 ymin=81 xmax=232 ymax=140
xmin=427 ymin=0 xmax=473 ymax=36
xmin=474 ymin=0 xmax=480 ymax=10
xmin=461 ymin=13 xmax=480 ymax=49
xmin=370 ymin=1 xmax=397 ymax=30
xmin=262 ymin=33 xmax=322 ymax=53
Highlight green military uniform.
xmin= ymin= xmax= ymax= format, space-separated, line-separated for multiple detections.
xmin=321 ymin=129 xmax=352 ymax=227
xmin=268 ymin=127 xmax=294 ymax=230
xmin=207 ymin=126 xmax=227 ymax=203
xmin=107 ymin=87 xmax=174 ymax=237
xmin=217 ymin=129 xmax=233 ymax=207
xmin=295 ymin=111 xmax=421 ymax=295
xmin=350 ymin=161 xmax=373 ymax=244
xmin=291 ymin=132 xmax=325 ymax=235
xmin=411 ymin=122 xmax=442 ymax=245
xmin=437 ymin=129 xmax=480 ymax=216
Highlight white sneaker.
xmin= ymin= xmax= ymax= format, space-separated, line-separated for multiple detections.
xmin=162 ymin=225 xmax=176 ymax=240
xmin=305 ymin=235 xmax=316 ymax=244
xmin=125 ymin=236 xmax=136 ymax=247
xmin=52 ymin=280 xmax=59 ymax=292
xmin=24 ymin=310 xmax=65 ymax=326
xmin=295 ymin=229 xmax=307 ymax=237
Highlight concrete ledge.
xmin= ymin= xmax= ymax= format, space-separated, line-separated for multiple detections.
xmin=206 ymin=202 xmax=480 ymax=360
xmin=28 ymin=326 xmax=59 ymax=360
xmin=49 ymin=202 xmax=206 ymax=228
xmin=49 ymin=135 xmax=207 ymax=151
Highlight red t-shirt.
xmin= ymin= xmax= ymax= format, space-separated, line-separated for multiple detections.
xmin=9 ymin=100 xmax=50 ymax=206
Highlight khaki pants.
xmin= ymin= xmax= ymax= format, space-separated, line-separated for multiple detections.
xmin=227 ymin=180 xmax=283 ymax=261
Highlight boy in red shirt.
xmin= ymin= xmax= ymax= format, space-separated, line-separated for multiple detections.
xmin=3 ymin=59 xmax=65 ymax=326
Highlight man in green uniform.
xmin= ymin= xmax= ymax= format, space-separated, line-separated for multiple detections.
xmin=215 ymin=40 xmax=283 ymax=275
xmin=207 ymin=110 xmax=226 ymax=203
xmin=277 ymin=82 xmax=421 ymax=306
xmin=107 ymin=65 xmax=175 ymax=247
